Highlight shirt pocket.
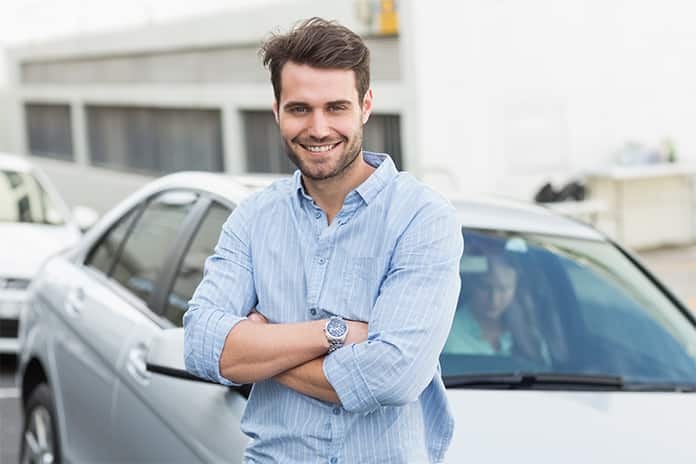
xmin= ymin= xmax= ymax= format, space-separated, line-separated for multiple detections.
xmin=341 ymin=253 xmax=391 ymax=320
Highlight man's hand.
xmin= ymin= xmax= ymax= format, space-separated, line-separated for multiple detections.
xmin=247 ymin=310 xmax=268 ymax=324
xmin=345 ymin=320 xmax=368 ymax=346
xmin=269 ymin=316 xmax=369 ymax=404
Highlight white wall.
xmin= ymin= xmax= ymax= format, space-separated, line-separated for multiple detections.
xmin=402 ymin=0 xmax=696 ymax=200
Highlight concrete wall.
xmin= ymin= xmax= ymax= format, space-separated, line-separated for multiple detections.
xmin=401 ymin=0 xmax=696 ymax=200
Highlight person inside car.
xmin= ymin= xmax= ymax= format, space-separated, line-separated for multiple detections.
xmin=445 ymin=253 xmax=549 ymax=363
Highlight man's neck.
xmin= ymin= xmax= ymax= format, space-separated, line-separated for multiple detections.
xmin=302 ymin=153 xmax=375 ymax=224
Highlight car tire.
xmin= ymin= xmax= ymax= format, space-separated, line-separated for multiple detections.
xmin=20 ymin=383 xmax=61 ymax=464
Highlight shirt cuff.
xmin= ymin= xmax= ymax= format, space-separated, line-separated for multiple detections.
xmin=323 ymin=344 xmax=380 ymax=414
xmin=210 ymin=312 xmax=247 ymax=386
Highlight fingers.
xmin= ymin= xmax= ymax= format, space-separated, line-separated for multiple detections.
xmin=247 ymin=310 xmax=269 ymax=324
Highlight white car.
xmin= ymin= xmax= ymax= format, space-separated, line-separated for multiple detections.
xmin=17 ymin=171 xmax=696 ymax=463
xmin=0 ymin=153 xmax=97 ymax=353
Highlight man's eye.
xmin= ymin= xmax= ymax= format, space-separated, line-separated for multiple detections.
xmin=289 ymin=107 xmax=308 ymax=113
xmin=328 ymin=105 xmax=347 ymax=112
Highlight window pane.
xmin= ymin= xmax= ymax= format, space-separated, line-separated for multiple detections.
xmin=86 ymin=106 xmax=224 ymax=175
xmin=86 ymin=206 xmax=141 ymax=275
xmin=25 ymin=103 xmax=74 ymax=161
xmin=111 ymin=191 xmax=197 ymax=305
xmin=0 ymin=170 xmax=65 ymax=225
xmin=163 ymin=202 xmax=231 ymax=326
xmin=364 ymin=114 xmax=403 ymax=169
xmin=242 ymin=110 xmax=295 ymax=174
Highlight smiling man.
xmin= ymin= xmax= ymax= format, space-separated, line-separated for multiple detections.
xmin=184 ymin=18 xmax=463 ymax=463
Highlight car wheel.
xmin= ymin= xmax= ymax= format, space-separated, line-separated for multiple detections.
xmin=20 ymin=383 xmax=61 ymax=464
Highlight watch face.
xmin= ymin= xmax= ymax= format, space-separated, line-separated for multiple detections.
xmin=327 ymin=318 xmax=347 ymax=338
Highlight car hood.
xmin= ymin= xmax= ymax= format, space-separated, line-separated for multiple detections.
xmin=0 ymin=223 xmax=79 ymax=279
xmin=446 ymin=389 xmax=696 ymax=463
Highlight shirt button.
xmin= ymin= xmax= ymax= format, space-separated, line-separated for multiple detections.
xmin=332 ymin=407 xmax=341 ymax=415
xmin=315 ymin=212 xmax=322 ymax=219
xmin=310 ymin=308 xmax=317 ymax=316
xmin=318 ymin=257 xmax=326 ymax=265
xmin=330 ymin=458 xmax=338 ymax=464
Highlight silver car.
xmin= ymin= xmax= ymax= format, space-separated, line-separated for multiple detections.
xmin=0 ymin=153 xmax=97 ymax=355
xmin=17 ymin=173 xmax=696 ymax=463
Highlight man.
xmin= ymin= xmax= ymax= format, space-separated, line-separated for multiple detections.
xmin=184 ymin=17 xmax=463 ymax=463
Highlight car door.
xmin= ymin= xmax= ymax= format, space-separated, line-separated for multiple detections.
xmin=53 ymin=189 xmax=199 ymax=461
xmin=111 ymin=197 xmax=249 ymax=463
xmin=45 ymin=202 xmax=143 ymax=461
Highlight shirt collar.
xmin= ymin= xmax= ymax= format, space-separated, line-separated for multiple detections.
xmin=293 ymin=151 xmax=397 ymax=205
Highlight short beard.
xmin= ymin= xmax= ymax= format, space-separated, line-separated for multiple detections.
xmin=284 ymin=129 xmax=363 ymax=181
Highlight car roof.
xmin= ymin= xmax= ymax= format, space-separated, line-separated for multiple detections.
xmin=452 ymin=195 xmax=604 ymax=241
xmin=146 ymin=172 xmax=604 ymax=241
xmin=0 ymin=153 xmax=34 ymax=173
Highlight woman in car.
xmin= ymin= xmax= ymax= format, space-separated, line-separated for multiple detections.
xmin=445 ymin=253 xmax=549 ymax=363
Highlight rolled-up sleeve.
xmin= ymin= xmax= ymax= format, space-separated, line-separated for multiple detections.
xmin=323 ymin=200 xmax=462 ymax=414
xmin=183 ymin=197 xmax=258 ymax=386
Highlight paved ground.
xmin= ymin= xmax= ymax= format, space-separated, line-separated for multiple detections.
xmin=639 ymin=245 xmax=696 ymax=310
xmin=0 ymin=245 xmax=692 ymax=463
xmin=0 ymin=355 xmax=20 ymax=464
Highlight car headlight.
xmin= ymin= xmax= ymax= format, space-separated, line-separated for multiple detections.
xmin=0 ymin=278 xmax=31 ymax=290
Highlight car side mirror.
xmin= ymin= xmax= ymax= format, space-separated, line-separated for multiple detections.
xmin=146 ymin=328 xmax=211 ymax=383
xmin=146 ymin=328 xmax=250 ymax=397
xmin=72 ymin=206 xmax=100 ymax=232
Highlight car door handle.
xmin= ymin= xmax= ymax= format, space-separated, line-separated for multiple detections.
xmin=127 ymin=344 xmax=152 ymax=385
xmin=64 ymin=286 xmax=85 ymax=317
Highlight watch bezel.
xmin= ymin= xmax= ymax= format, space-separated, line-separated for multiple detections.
xmin=325 ymin=316 xmax=348 ymax=347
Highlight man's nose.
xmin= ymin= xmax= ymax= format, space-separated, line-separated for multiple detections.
xmin=307 ymin=111 xmax=331 ymax=140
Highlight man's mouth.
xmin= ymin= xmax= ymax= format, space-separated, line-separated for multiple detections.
xmin=299 ymin=141 xmax=342 ymax=153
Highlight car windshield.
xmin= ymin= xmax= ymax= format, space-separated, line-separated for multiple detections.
xmin=440 ymin=228 xmax=696 ymax=388
xmin=0 ymin=169 xmax=65 ymax=225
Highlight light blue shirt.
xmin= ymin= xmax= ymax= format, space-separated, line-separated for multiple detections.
xmin=184 ymin=153 xmax=463 ymax=463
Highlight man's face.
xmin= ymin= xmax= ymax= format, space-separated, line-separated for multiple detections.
xmin=274 ymin=61 xmax=372 ymax=181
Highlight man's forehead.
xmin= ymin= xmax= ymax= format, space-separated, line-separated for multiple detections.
xmin=279 ymin=61 xmax=359 ymax=104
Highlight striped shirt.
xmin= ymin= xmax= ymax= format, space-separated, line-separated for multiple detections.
xmin=184 ymin=152 xmax=463 ymax=463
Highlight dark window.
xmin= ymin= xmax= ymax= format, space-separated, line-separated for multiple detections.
xmin=364 ymin=114 xmax=402 ymax=169
xmin=242 ymin=111 xmax=403 ymax=173
xmin=25 ymin=103 xmax=74 ymax=161
xmin=242 ymin=110 xmax=295 ymax=174
xmin=110 ymin=191 xmax=197 ymax=305
xmin=163 ymin=202 xmax=232 ymax=327
xmin=86 ymin=106 xmax=225 ymax=175
xmin=86 ymin=206 xmax=141 ymax=275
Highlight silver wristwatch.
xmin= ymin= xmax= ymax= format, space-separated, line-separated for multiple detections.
xmin=325 ymin=316 xmax=349 ymax=353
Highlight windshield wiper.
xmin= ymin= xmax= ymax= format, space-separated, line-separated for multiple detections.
xmin=444 ymin=372 xmax=624 ymax=390
xmin=620 ymin=382 xmax=696 ymax=392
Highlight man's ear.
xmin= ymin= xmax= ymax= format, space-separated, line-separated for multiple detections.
xmin=273 ymin=101 xmax=279 ymax=124
xmin=361 ymin=88 xmax=373 ymax=125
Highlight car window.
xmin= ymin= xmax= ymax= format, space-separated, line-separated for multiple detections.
xmin=86 ymin=205 xmax=141 ymax=275
xmin=0 ymin=169 xmax=65 ymax=225
xmin=441 ymin=228 xmax=696 ymax=386
xmin=111 ymin=191 xmax=198 ymax=306
xmin=162 ymin=202 xmax=231 ymax=327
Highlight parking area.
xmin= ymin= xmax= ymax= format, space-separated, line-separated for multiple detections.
xmin=0 ymin=244 xmax=694 ymax=463
xmin=639 ymin=245 xmax=696 ymax=311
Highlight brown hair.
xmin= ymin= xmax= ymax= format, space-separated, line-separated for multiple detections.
xmin=260 ymin=17 xmax=371 ymax=104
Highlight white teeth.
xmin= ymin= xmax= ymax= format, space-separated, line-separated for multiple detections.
xmin=305 ymin=143 xmax=337 ymax=153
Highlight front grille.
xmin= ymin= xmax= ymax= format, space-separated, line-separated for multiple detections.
xmin=0 ymin=318 xmax=19 ymax=338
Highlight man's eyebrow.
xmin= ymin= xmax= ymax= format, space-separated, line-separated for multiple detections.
xmin=326 ymin=100 xmax=352 ymax=106
xmin=282 ymin=101 xmax=309 ymax=109
xmin=282 ymin=100 xmax=353 ymax=110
